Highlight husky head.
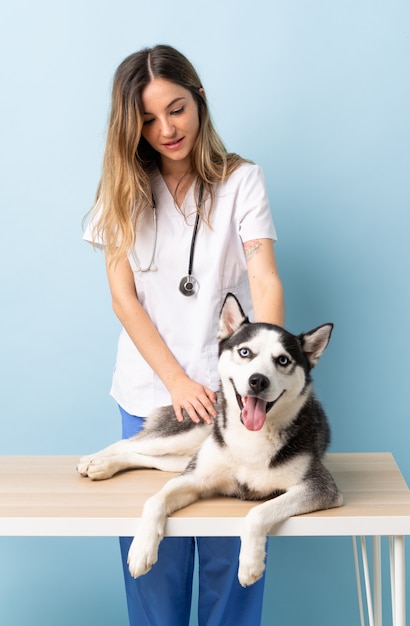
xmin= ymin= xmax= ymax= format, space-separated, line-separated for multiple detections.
xmin=217 ymin=294 xmax=333 ymax=432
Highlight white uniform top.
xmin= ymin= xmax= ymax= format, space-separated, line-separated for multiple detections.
xmin=84 ymin=162 xmax=277 ymax=416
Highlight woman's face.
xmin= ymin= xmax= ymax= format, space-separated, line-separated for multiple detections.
xmin=140 ymin=78 xmax=201 ymax=174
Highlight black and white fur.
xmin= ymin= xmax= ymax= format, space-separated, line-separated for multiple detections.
xmin=78 ymin=294 xmax=342 ymax=587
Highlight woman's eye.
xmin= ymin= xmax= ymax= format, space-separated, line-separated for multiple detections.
xmin=239 ymin=347 xmax=251 ymax=358
xmin=143 ymin=118 xmax=155 ymax=126
xmin=171 ymin=106 xmax=184 ymax=116
xmin=277 ymin=355 xmax=290 ymax=367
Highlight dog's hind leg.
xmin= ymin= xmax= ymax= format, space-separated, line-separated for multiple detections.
xmin=127 ymin=474 xmax=204 ymax=579
xmin=77 ymin=423 xmax=209 ymax=479
xmin=77 ymin=439 xmax=190 ymax=479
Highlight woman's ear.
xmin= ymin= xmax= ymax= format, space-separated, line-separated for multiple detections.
xmin=199 ymin=87 xmax=206 ymax=98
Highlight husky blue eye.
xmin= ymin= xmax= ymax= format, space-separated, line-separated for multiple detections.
xmin=277 ymin=355 xmax=290 ymax=367
xmin=238 ymin=347 xmax=251 ymax=358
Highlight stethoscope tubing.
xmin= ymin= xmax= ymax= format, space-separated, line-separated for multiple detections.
xmin=133 ymin=182 xmax=204 ymax=296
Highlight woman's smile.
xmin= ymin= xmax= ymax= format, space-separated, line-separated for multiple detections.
xmin=162 ymin=136 xmax=185 ymax=150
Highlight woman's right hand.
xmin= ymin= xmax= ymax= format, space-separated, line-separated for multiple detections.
xmin=106 ymin=254 xmax=217 ymax=425
xmin=168 ymin=373 xmax=217 ymax=424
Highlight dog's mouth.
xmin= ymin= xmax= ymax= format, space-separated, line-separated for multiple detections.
xmin=233 ymin=386 xmax=286 ymax=432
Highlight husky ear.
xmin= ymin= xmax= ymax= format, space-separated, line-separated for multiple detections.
xmin=218 ymin=293 xmax=249 ymax=340
xmin=299 ymin=323 xmax=333 ymax=369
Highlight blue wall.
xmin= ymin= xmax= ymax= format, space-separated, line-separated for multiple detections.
xmin=1 ymin=1 xmax=409 ymax=624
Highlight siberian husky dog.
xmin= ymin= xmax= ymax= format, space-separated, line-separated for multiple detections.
xmin=78 ymin=293 xmax=342 ymax=587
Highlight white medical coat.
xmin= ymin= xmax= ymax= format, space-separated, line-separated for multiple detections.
xmin=84 ymin=162 xmax=277 ymax=416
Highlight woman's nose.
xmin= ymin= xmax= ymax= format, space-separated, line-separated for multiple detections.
xmin=160 ymin=118 xmax=176 ymax=138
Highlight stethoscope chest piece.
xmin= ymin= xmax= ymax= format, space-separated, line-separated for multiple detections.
xmin=179 ymin=275 xmax=199 ymax=296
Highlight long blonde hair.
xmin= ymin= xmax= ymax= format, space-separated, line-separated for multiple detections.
xmin=89 ymin=45 xmax=245 ymax=260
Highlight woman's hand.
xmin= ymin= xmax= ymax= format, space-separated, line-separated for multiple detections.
xmin=105 ymin=253 xmax=218 ymax=425
xmin=168 ymin=373 xmax=217 ymax=424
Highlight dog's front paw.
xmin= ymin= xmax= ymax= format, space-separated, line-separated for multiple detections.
xmin=238 ymin=527 xmax=267 ymax=587
xmin=127 ymin=520 xmax=163 ymax=578
xmin=76 ymin=455 xmax=117 ymax=480
xmin=238 ymin=547 xmax=266 ymax=587
xmin=127 ymin=536 xmax=159 ymax=579
xmin=127 ymin=496 xmax=167 ymax=578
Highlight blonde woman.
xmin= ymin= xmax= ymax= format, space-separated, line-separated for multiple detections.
xmin=84 ymin=44 xmax=284 ymax=626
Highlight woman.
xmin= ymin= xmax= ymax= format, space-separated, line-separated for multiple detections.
xmin=84 ymin=44 xmax=284 ymax=626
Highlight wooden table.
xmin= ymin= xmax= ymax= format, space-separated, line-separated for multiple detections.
xmin=0 ymin=453 xmax=409 ymax=625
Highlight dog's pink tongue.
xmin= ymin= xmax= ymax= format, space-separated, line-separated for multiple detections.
xmin=241 ymin=396 xmax=267 ymax=431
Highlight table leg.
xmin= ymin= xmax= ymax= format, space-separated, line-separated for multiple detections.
xmin=391 ymin=536 xmax=406 ymax=626
xmin=353 ymin=536 xmax=366 ymax=626
xmin=373 ymin=536 xmax=382 ymax=626
xmin=353 ymin=536 xmax=376 ymax=626
xmin=361 ymin=536 xmax=375 ymax=626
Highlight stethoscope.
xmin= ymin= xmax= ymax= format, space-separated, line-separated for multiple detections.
xmin=133 ymin=183 xmax=203 ymax=297
xmin=132 ymin=202 xmax=158 ymax=272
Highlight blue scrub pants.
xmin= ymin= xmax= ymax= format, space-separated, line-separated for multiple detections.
xmin=119 ymin=406 xmax=267 ymax=626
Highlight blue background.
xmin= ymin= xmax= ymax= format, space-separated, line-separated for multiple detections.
xmin=0 ymin=1 xmax=409 ymax=624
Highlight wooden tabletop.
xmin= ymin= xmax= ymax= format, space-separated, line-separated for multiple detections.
xmin=1 ymin=453 xmax=410 ymax=537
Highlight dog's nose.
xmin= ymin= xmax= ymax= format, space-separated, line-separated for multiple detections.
xmin=248 ymin=374 xmax=269 ymax=394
